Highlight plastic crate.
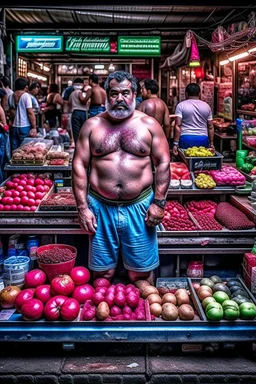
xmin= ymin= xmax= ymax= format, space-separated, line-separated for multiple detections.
xmin=178 ymin=149 xmax=223 ymax=171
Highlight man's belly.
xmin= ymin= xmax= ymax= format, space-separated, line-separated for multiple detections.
xmin=89 ymin=157 xmax=153 ymax=200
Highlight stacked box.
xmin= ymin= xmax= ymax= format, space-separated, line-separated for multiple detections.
xmin=243 ymin=253 xmax=256 ymax=294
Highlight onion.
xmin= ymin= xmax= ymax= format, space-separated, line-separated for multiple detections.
xmin=150 ymin=303 xmax=162 ymax=317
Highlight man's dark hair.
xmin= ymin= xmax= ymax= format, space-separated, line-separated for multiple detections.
xmin=104 ymin=71 xmax=137 ymax=94
xmin=73 ymin=77 xmax=84 ymax=84
xmin=143 ymin=79 xmax=159 ymax=95
xmin=2 ymin=76 xmax=10 ymax=88
xmin=49 ymin=83 xmax=59 ymax=93
xmin=29 ymin=82 xmax=40 ymax=91
xmin=15 ymin=77 xmax=29 ymax=91
xmin=89 ymin=74 xmax=99 ymax=84
xmin=185 ymin=83 xmax=200 ymax=97
xmin=0 ymin=88 xmax=7 ymax=99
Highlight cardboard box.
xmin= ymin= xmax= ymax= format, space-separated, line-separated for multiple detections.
xmin=243 ymin=253 xmax=256 ymax=293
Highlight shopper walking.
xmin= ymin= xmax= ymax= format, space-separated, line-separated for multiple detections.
xmin=81 ymin=74 xmax=106 ymax=118
xmin=72 ymin=71 xmax=170 ymax=284
xmin=43 ymin=83 xmax=63 ymax=127
xmin=173 ymin=83 xmax=214 ymax=156
xmin=69 ymin=78 xmax=90 ymax=143
xmin=8 ymin=77 xmax=36 ymax=152
xmin=138 ymin=79 xmax=170 ymax=140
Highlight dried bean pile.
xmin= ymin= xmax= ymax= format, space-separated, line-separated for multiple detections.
xmin=37 ymin=247 xmax=76 ymax=264
xmin=192 ymin=213 xmax=223 ymax=231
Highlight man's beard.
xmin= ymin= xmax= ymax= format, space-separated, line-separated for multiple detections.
xmin=106 ymin=98 xmax=136 ymax=120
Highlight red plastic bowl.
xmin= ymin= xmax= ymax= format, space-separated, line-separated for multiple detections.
xmin=36 ymin=244 xmax=77 ymax=282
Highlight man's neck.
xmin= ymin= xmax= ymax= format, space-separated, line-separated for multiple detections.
xmin=187 ymin=96 xmax=199 ymax=100
xmin=149 ymin=95 xmax=158 ymax=99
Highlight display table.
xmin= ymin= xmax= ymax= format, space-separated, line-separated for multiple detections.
xmin=214 ymin=132 xmax=237 ymax=153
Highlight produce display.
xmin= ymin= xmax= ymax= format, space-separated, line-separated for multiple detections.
xmin=191 ymin=213 xmax=223 ymax=231
xmin=162 ymin=200 xmax=196 ymax=231
xmin=215 ymin=202 xmax=255 ymax=230
xmin=243 ymin=136 xmax=256 ymax=149
xmin=138 ymin=283 xmax=197 ymax=321
xmin=80 ymin=279 xmax=149 ymax=321
xmin=170 ymin=162 xmax=190 ymax=180
xmin=39 ymin=192 xmax=77 ymax=211
xmin=0 ymin=173 xmax=53 ymax=211
xmin=11 ymin=140 xmax=52 ymax=164
xmin=184 ymin=146 xmax=214 ymax=157
xmin=194 ymin=173 xmax=216 ymax=189
xmin=238 ymin=155 xmax=256 ymax=175
xmin=209 ymin=166 xmax=246 ymax=186
xmin=193 ymin=276 xmax=256 ymax=321
xmin=36 ymin=246 xmax=76 ymax=264
xmin=184 ymin=200 xmax=217 ymax=216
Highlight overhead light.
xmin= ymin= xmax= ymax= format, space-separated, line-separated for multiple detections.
xmin=229 ymin=52 xmax=249 ymax=62
xmin=27 ymin=72 xmax=47 ymax=81
xmin=248 ymin=46 xmax=256 ymax=53
xmin=108 ymin=63 xmax=115 ymax=71
xmin=219 ymin=59 xmax=230 ymax=66
xmin=95 ymin=64 xmax=104 ymax=69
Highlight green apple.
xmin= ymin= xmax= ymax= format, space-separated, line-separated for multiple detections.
xmin=206 ymin=302 xmax=223 ymax=321
xmin=213 ymin=291 xmax=230 ymax=305
xmin=239 ymin=302 xmax=256 ymax=320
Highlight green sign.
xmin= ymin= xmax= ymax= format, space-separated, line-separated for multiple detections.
xmin=118 ymin=36 xmax=161 ymax=56
xmin=16 ymin=36 xmax=63 ymax=52
xmin=66 ymin=37 xmax=110 ymax=53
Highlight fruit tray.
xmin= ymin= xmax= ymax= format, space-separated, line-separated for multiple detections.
xmin=0 ymin=176 xmax=54 ymax=215
xmin=79 ymin=298 xmax=151 ymax=322
xmin=189 ymin=276 xmax=256 ymax=323
xmin=155 ymin=277 xmax=206 ymax=322
xmin=38 ymin=192 xmax=77 ymax=211
xmin=178 ymin=149 xmax=223 ymax=172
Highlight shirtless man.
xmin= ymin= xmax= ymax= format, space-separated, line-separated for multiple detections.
xmin=72 ymin=71 xmax=170 ymax=284
xmin=138 ymin=79 xmax=171 ymax=140
xmin=81 ymin=74 xmax=106 ymax=118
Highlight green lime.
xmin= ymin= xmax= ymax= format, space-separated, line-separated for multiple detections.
xmin=236 ymin=157 xmax=245 ymax=169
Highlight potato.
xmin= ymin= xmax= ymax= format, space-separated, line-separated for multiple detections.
xmin=178 ymin=304 xmax=195 ymax=320
xmin=175 ymin=290 xmax=190 ymax=306
xmin=161 ymin=303 xmax=178 ymax=321
xmin=174 ymin=288 xmax=188 ymax=297
xmin=96 ymin=301 xmax=110 ymax=321
xmin=141 ymin=286 xmax=159 ymax=299
xmin=147 ymin=293 xmax=162 ymax=306
xmin=150 ymin=303 xmax=162 ymax=317
xmin=134 ymin=280 xmax=150 ymax=292
xmin=162 ymin=293 xmax=177 ymax=305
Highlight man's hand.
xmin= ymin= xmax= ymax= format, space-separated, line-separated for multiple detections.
xmin=173 ymin=144 xmax=179 ymax=156
xmin=29 ymin=129 xmax=37 ymax=137
xmin=145 ymin=204 xmax=164 ymax=227
xmin=209 ymin=142 xmax=215 ymax=153
xmin=78 ymin=207 xmax=97 ymax=234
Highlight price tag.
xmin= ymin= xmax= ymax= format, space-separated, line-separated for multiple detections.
xmin=0 ymin=309 xmax=16 ymax=321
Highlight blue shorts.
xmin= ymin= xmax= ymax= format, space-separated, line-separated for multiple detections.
xmin=89 ymin=106 xmax=106 ymax=118
xmin=179 ymin=135 xmax=209 ymax=149
xmin=87 ymin=187 xmax=159 ymax=273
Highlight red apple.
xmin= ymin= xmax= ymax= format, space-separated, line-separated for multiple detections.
xmin=25 ymin=269 xmax=47 ymax=288
xmin=72 ymin=284 xmax=94 ymax=304
xmin=36 ymin=185 xmax=45 ymax=193
xmin=15 ymin=288 xmax=35 ymax=312
xmin=70 ymin=266 xmax=90 ymax=285
xmin=16 ymin=185 xmax=24 ymax=192
xmin=21 ymin=196 xmax=29 ymax=205
xmin=35 ymin=285 xmax=52 ymax=304
xmin=60 ymin=298 xmax=80 ymax=321
xmin=21 ymin=298 xmax=44 ymax=321
xmin=20 ymin=191 xmax=27 ymax=197
xmin=43 ymin=295 xmax=67 ymax=321
xmin=50 ymin=275 xmax=75 ymax=296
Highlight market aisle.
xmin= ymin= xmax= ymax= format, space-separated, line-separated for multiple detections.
xmin=0 ymin=343 xmax=256 ymax=383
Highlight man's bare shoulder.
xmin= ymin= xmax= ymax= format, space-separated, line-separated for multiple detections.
xmin=80 ymin=113 xmax=108 ymax=133
xmin=135 ymin=109 xmax=162 ymax=128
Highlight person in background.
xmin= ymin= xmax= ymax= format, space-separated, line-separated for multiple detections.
xmin=8 ymin=77 xmax=37 ymax=151
xmin=28 ymin=82 xmax=40 ymax=115
xmin=82 ymin=78 xmax=91 ymax=94
xmin=138 ymin=79 xmax=170 ymax=140
xmin=69 ymin=77 xmax=89 ymax=143
xmin=43 ymin=83 xmax=63 ymax=127
xmin=135 ymin=79 xmax=143 ymax=108
xmin=81 ymin=74 xmax=106 ymax=118
xmin=173 ymin=83 xmax=215 ymax=156
xmin=0 ymin=88 xmax=9 ymax=183
xmin=72 ymin=70 xmax=170 ymax=284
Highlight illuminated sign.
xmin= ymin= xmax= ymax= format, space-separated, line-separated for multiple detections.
xmin=16 ymin=36 xmax=63 ymax=52
xmin=118 ymin=36 xmax=161 ymax=56
xmin=66 ymin=37 xmax=110 ymax=53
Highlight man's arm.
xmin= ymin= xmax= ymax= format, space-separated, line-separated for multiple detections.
xmin=173 ymin=116 xmax=182 ymax=156
xmin=27 ymin=107 xmax=36 ymax=130
xmin=80 ymin=88 xmax=92 ymax=105
xmin=72 ymin=121 xmax=97 ymax=234
xmin=145 ymin=116 xmax=170 ymax=226
xmin=207 ymin=119 xmax=215 ymax=150
xmin=163 ymin=105 xmax=171 ymax=140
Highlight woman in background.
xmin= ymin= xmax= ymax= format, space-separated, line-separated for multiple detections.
xmin=43 ymin=83 xmax=63 ymax=127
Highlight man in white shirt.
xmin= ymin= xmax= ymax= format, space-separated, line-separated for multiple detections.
xmin=173 ymin=83 xmax=214 ymax=156
xmin=8 ymin=77 xmax=36 ymax=151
